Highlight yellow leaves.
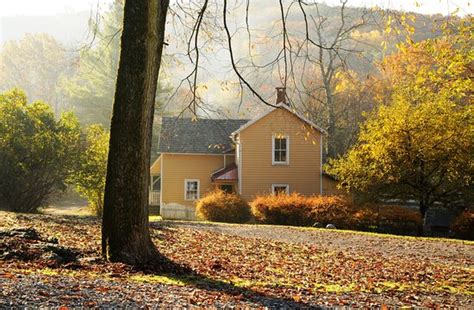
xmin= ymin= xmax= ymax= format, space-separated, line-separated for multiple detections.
xmin=328 ymin=94 xmax=473 ymax=201
xmin=384 ymin=15 xmax=393 ymax=35
xmin=69 ymin=124 xmax=109 ymax=216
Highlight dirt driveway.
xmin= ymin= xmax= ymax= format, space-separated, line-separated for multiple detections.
xmin=160 ymin=221 xmax=474 ymax=267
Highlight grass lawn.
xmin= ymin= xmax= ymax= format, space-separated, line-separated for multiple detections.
xmin=0 ymin=211 xmax=472 ymax=307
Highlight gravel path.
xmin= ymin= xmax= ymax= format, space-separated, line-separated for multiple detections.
xmin=162 ymin=221 xmax=474 ymax=266
xmin=0 ymin=273 xmax=305 ymax=308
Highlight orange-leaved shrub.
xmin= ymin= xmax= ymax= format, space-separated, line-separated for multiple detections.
xmin=250 ymin=193 xmax=422 ymax=234
xmin=251 ymin=193 xmax=357 ymax=228
xmin=357 ymin=204 xmax=422 ymax=234
xmin=251 ymin=193 xmax=315 ymax=226
xmin=450 ymin=209 xmax=474 ymax=240
xmin=196 ymin=190 xmax=251 ymax=223
xmin=307 ymin=195 xmax=361 ymax=228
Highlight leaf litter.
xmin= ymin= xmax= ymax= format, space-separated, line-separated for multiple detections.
xmin=0 ymin=211 xmax=472 ymax=307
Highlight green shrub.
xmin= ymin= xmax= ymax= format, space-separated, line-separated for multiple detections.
xmin=196 ymin=190 xmax=251 ymax=223
xmin=450 ymin=209 xmax=474 ymax=240
xmin=0 ymin=89 xmax=81 ymax=212
xmin=69 ymin=125 xmax=109 ymax=217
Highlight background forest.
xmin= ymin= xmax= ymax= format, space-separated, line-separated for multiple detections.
xmin=0 ymin=1 xmax=456 ymax=153
xmin=0 ymin=0 xmax=472 ymax=216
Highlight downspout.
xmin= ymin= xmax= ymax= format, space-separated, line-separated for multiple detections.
xmin=231 ymin=133 xmax=242 ymax=195
xmin=160 ymin=154 xmax=164 ymax=210
xmin=320 ymin=134 xmax=323 ymax=195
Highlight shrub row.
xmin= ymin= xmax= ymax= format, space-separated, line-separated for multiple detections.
xmin=251 ymin=194 xmax=421 ymax=234
xmin=196 ymin=191 xmax=422 ymax=236
xmin=356 ymin=204 xmax=422 ymax=235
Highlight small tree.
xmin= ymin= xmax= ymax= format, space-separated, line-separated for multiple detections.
xmin=0 ymin=89 xmax=80 ymax=212
xmin=328 ymin=27 xmax=474 ymax=221
xmin=70 ymin=125 xmax=109 ymax=216
xmin=327 ymin=99 xmax=473 ymax=220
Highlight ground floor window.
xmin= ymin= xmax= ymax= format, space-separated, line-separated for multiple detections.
xmin=219 ymin=184 xmax=234 ymax=193
xmin=272 ymin=184 xmax=289 ymax=195
xmin=185 ymin=179 xmax=200 ymax=200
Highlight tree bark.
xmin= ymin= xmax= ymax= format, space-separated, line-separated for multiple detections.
xmin=418 ymin=200 xmax=429 ymax=236
xmin=102 ymin=0 xmax=169 ymax=264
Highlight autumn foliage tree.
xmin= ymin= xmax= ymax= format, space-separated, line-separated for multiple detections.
xmin=327 ymin=23 xmax=474 ymax=220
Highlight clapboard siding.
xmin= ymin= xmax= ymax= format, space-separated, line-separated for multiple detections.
xmin=161 ymin=153 xmax=234 ymax=207
xmin=322 ymin=175 xmax=346 ymax=196
xmin=150 ymin=155 xmax=161 ymax=175
xmin=239 ymin=108 xmax=322 ymax=201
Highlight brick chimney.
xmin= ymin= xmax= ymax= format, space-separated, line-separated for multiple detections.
xmin=275 ymin=87 xmax=288 ymax=106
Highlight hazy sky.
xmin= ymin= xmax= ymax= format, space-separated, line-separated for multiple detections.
xmin=0 ymin=0 xmax=472 ymax=17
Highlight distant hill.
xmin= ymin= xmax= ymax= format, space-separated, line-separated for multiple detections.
xmin=0 ymin=4 xmax=447 ymax=121
xmin=0 ymin=11 xmax=90 ymax=47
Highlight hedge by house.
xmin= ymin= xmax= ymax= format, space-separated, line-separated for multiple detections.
xmin=250 ymin=193 xmax=315 ymax=226
xmin=196 ymin=190 xmax=251 ymax=223
xmin=251 ymin=194 xmax=361 ymax=228
xmin=250 ymin=193 xmax=422 ymax=235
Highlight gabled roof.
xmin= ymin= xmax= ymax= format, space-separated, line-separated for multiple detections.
xmin=158 ymin=104 xmax=326 ymax=155
xmin=231 ymin=103 xmax=327 ymax=136
xmin=158 ymin=117 xmax=249 ymax=154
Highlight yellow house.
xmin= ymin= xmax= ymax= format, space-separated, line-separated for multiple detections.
xmin=150 ymin=91 xmax=340 ymax=219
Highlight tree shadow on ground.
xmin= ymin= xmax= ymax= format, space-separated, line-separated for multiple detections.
xmin=6 ymin=214 xmax=322 ymax=307
xmin=135 ymin=252 xmax=320 ymax=309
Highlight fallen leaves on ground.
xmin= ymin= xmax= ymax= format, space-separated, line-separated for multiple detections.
xmin=0 ymin=211 xmax=472 ymax=307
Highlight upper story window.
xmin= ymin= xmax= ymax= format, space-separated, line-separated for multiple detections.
xmin=272 ymin=135 xmax=289 ymax=164
xmin=184 ymin=179 xmax=200 ymax=200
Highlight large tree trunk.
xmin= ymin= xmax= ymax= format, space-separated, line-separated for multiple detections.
xmin=102 ymin=0 xmax=169 ymax=264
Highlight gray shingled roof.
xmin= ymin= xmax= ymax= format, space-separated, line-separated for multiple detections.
xmin=158 ymin=117 xmax=249 ymax=154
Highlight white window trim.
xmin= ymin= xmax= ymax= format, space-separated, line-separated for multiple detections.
xmin=272 ymin=135 xmax=290 ymax=165
xmin=272 ymin=184 xmax=290 ymax=195
xmin=184 ymin=179 xmax=200 ymax=201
